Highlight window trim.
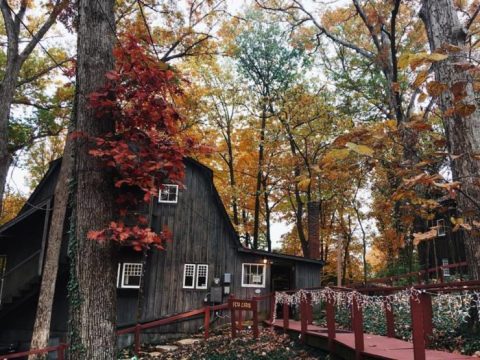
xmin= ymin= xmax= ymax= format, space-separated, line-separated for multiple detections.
xmin=241 ymin=263 xmax=266 ymax=288
xmin=183 ymin=264 xmax=196 ymax=289
xmin=158 ymin=184 xmax=179 ymax=204
xmin=120 ymin=262 xmax=143 ymax=289
xmin=442 ymin=258 xmax=450 ymax=277
xmin=437 ymin=219 xmax=446 ymax=237
xmin=196 ymin=264 xmax=209 ymax=290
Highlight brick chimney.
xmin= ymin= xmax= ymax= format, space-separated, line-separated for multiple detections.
xmin=307 ymin=201 xmax=320 ymax=259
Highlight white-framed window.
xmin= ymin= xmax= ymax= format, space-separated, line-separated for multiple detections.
xmin=437 ymin=219 xmax=446 ymax=237
xmin=196 ymin=264 xmax=208 ymax=289
xmin=241 ymin=263 xmax=266 ymax=288
xmin=183 ymin=264 xmax=209 ymax=289
xmin=159 ymin=184 xmax=179 ymax=203
xmin=442 ymin=258 xmax=450 ymax=277
xmin=119 ymin=263 xmax=143 ymax=289
xmin=183 ymin=264 xmax=196 ymax=289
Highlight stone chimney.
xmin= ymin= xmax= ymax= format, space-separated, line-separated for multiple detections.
xmin=307 ymin=201 xmax=320 ymax=259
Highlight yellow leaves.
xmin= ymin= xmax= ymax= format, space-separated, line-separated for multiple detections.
xmin=412 ymin=70 xmax=429 ymax=88
xmin=427 ymin=53 xmax=449 ymax=62
xmin=323 ymin=148 xmax=350 ymax=162
xmin=451 ymin=217 xmax=472 ymax=231
xmin=400 ymin=52 xmax=449 ymax=71
xmin=398 ymin=53 xmax=411 ymax=69
xmin=345 ymin=142 xmax=374 ymax=157
xmin=297 ymin=178 xmax=311 ymax=191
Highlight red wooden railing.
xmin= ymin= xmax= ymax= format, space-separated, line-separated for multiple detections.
xmin=4 ymin=303 xmax=230 ymax=359
xmin=117 ymin=302 xmax=229 ymax=355
xmin=1 ymin=343 xmax=67 ymax=359
xmin=261 ymin=280 xmax=480 ymax=360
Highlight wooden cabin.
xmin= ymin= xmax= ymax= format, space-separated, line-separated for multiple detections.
xmin=0 ymin=158 xmax=323 ymax=351
xmin=417 ymin=197 xmax=467 ymax=279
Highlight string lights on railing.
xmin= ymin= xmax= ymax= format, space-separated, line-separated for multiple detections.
xmin=272 ymin=287 xmax=480 ymax=324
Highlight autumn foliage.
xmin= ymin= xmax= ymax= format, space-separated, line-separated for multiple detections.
xmin=86 ymin=35 xmax=201 ymax=251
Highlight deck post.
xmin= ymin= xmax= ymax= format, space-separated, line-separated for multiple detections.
xmin=270 ymin=292 xmax=276 ymax=323
xmin=352 ymin=294 xmax=364 ymax=360
xmin=58 ymin=344 xmax=66 ymax=360
xmin=326 ymin=297 xmax=336 ymax=353
xmin=204 ymin=306 xmax=210 ymax=339
xmin=229 ymin=297 xmax=237 ymax=338
xmin=134 ymin=324 xmax=141 ymax=355
xmin=410 ymin=293 xmax=426 ymax=360
xmin=300 ymin=296 xmax=308 ymax=343
xmin=421 ymin=293 xmax=433 ymax=346
xmin=306 ymin=292 xmax=313 ymax=324
xmin=283 ymin=302 xmax=289 ymax=332
xmin=384 ymin=292 xmax=395 ymax=338
xmin=252 ymin=299 xmax=259 ymax=339
xmin=238 ymin=310 xmax=243 ymax=330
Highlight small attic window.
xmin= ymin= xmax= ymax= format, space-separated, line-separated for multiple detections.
xmin=437 ymin=219 xmax=446 ymax=237
xmin=159 ymin=184 xmax=178 ymax=203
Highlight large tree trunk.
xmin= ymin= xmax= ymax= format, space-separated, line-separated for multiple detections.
xmin=420 ymin=0 xmax=480 ymax=279
xmin=68 ymin=0 xmax=117 ymax=358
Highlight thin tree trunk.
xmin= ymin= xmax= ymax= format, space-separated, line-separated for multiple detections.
xmin=262 ymin=177 xmax=271 ymax=252
xmin=68 ymin=0 xmax=117 ymax=358
xmin=0 ymin=0 xmax=66 ymax=214
xmin=420 ymin=0 xmax=480 ymax=279
xmin=0 ymin=69 xmax=19 ymax=215
xmin=226 ymin=134 xmax=239 ymax=226
xmin=29 ymin=137 xmax=73 ymax=356
xmin=253 ymin=105 xmax=267 ymax=249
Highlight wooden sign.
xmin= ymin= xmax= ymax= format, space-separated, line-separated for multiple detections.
xmin=228 ymin=297 xmax=259 ymax=339
xmin=230 ymin=300 xmax=254 ymax=310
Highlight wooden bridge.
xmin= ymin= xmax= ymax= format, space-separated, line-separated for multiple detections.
xmin=258 ymin=281 xmax=480 ymax=360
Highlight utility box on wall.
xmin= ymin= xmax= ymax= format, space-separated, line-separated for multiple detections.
xmin=211 ymin=286 xmax=222 ymax=303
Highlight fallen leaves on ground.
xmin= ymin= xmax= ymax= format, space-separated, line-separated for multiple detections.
xmin=119 ymin=327 xmax=328 ymax=359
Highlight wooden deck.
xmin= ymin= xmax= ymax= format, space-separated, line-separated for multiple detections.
xmin=271 ymin=320 xmax=474 ymax=360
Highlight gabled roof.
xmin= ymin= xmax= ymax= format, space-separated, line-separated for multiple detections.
xmin=5 ymin=156 xmax=323 ymax=266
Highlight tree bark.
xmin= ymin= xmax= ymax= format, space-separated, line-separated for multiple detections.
xmin=68 ymin=0 xmax=117 ymax=358
xmin=29 ymin=138 xmax=73 ymax=356
xmin=420 ymin=0 xmax=480 ymax=279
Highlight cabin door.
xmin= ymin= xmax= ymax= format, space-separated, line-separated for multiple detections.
xmin=270 ymin=263 xmax=295 ymax=291
xmin=270 ymin=263 xmax=295 ymax=319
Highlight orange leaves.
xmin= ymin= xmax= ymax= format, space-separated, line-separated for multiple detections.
xmin=412 ymin=70 xmax=429 ymax=88
xmin=426 ymin=81 xmax=448 ymax=96
xmin=413 ymin=228 xmax=438 ymax=246
xmin=454 ymin=102 xmax=476 ymax=117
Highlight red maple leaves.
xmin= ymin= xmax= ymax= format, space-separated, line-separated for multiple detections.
xmin=86 ymin=35 xmax=199 ymax=250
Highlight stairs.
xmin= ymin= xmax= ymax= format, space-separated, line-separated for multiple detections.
xmin=0 ymin=275 xmax=41 ymax=319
